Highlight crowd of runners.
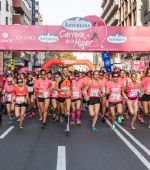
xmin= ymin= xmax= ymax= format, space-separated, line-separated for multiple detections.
xmin=0 ymin=66 xmax=149 ymax=135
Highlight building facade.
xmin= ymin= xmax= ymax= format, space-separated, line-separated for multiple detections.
xmin=0 ymin=0 xmax=13 ymax=25
xmin=101 ymin=0 xmax=150 ymax=26
xmin=13 ymin=0 xmax=32 ymax=25
xmin=100 ymin=0 xmax=150 ymax=66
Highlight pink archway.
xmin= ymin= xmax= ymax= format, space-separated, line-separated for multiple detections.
xmin=42 ymin=59 xmax=95 ymax=70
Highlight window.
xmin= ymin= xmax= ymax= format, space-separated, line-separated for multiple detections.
xmin=6 ymin=0 xmax=9 ymax=12
xmin=6 ymin=17 xmax=9 ymax=25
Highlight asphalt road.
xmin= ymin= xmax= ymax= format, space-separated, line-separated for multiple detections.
xmin=0 ymin=111 xmax=150 ymax=170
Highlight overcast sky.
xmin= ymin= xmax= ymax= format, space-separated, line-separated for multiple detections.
xmin=39 ymin=0 xmax=101 ymax=25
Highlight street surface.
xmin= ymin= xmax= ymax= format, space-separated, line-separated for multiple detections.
xmin=0 ymin=111 xmax=150 ymax=170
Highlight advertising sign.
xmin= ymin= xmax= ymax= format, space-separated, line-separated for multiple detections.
xmin=132 ymin=60 xmax=147 ymax=71
xmin=0 ymin=17 xmax=150 ymax=52
xmin=102 ymin=52 xmax=112 ymax=73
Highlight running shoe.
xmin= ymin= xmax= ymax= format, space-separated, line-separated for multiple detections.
xmin=111 ymin=124 xmax=116 ymax=131
xmin=76 ymin=119 xmax=81 ymax=125
xmin=140 ymin=117 xmax=144 ymax=123
xmin=149 ymin=125 xmax=150 ymax=129
xmin=19 ymin=125 xmax=23 ymax=129
xmin=65 ymin=124 xmax=70 ymax=135
xmin=91 ymin=126 xmax=97 ymax=132
xmin=118 ymin=116 xmax=122 ymax=124
xmin=130 ymin=124 xmax=136 ymax=130
xmin=60 ymin=116 xmax=64 ymax=123
xmin=70 ymin=120 xmax=75 ymax=125
xmin=41 ymin=123 xmax=46 ymax=129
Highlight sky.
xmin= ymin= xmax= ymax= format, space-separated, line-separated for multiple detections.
xmin=39 ymin=0 xmax=101 ymax=25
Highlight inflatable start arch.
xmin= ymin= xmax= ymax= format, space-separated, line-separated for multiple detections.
xmin=42 ymin=59 xmax=95 ymax=70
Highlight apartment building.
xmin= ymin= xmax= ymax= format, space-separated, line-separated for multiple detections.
xmin=13 ymin=0 xmax=32 ymax=25
xmin=101 ymin=0 xmax=150 ymax=26
xmin=101 ymin=0 xmax=119 ymax=26
xmin=0 ymin=0 xmax=12 ymax=25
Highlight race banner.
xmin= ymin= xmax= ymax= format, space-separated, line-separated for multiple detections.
xmin=0 ymin=17 xmax=150 ymax=52
xmin=102 ymin=52 xmax=112 ymax=73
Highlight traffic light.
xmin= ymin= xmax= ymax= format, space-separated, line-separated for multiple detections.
xmin=10 ymin=58 xmax=15 ymax=71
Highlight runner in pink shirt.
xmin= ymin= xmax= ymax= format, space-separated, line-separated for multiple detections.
xmin=3 ymin=77 xmax=15 ymax=123
xmin=141 ymin=68 xmax=150 ymax=123
xmin=84 ymin=70 xmax=102 ymax=132
xmin=51 ymin=72 xmax=60 ymax=122
xmin=99 ymin=70 xmax=107 ymax=122
xmin=124 ymin=73 xmax=142 ymax=130
xmin=118 ymin=70 xmax=128 ymax=120
xmin=106 ymin=72 xmax=124 ymax=130
xmin=34 ymin=70 xmax=51 ymax=129
xmin=71 ymin=71 xmax=84 ymax=125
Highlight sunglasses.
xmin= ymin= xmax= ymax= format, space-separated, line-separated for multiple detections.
xmin=75 ymin=75 xmax=80 ymax=77
xmin=18 ymin=81 xmax=23 ymax=83
xmin=113 ymin=75 xmax=118 ymax=78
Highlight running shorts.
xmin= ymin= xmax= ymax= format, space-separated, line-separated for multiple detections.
xmin=88 ymin=97 xmax=100 ymax=105
xmin=141 ymin=94 xmax=150 ymax=102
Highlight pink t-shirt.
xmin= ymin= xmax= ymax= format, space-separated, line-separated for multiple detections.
xmin=4 ymin=83 xmax=15 ymax=102
xmin=34 ymin=78 xmax=51 ymax=98
xmin=72 ymin=79 xmax=84 ymax=99
xmin=82 ymin=76 xmax=91 ymax=86
xmin=107 ymin=81 xmax=123 ymax=102
xmin=88 ymin=80 xmax=101 ymax=98
xmin=126 ymin=82 xmax=140 ymax=99
xmin=142 ymin=77 xmax=150 ymax=95
xmin=118 ymin=77 xmax=127 ymax=88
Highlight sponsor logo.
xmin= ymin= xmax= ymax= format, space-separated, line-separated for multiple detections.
xmin=2 ymin=33 xmax=9 ymax=39
xmin=107 ymin=34 xmax=127 ymax=43
xmin=62 ymin=17 xmax=92 ymax=31
xmin=0 ymin=32 xmax=12 ymax=43
xmin=38 ymin=33 xmax=59 ymax=43
xmin=105 ymin=60 xmax=111 ymax=66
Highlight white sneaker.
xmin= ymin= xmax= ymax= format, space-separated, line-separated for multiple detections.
xmin=149 ymin=125 xmax=150 ymax=129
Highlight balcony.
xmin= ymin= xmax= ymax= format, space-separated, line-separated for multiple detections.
xmin=103 ymin=3 xmax=118 ymax=23
xmin=108 ymin=15 xmax=119 ymax=26
xmin=101 ymin=0 xmax=113 ymax=18
xmin=13 ymin=14 xmax=27 ymax=25
xmin=13 ymin=0 xmax=32 ymax=23
xmin=101 ymin=0 xmax=107 ymax=8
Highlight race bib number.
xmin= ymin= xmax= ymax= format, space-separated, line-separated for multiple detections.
xmin=28 ymin=86 xmax=34 ymax=92
xmin=90 ymin=89 xmax=99 ymax=97
xmin=72 ymin=89 xmax=79 ymax=98
xmin=111 ymin=93 xmax=121 ymax=100
xmin=129 ymin=89 xmax=138 ymax=97
xmin=39 ymin=91 xmax=49 ymax=98
xmin=6 ymin=93 xmax=12 ymax=102
xmin=16 ymin=97 xmax=25 ymax=104
xmin=52 ymin=90 xmax=58 ymax=97
xmin=61 ymin=87 xmax=70 ymax=95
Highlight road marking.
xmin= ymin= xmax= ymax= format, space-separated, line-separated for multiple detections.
xmin=115 ymin=122 xmax=150 ymax=157
xmin=106 ymin=120 xmax=150 ymax=170
xmin=0 ymin=126 xmax=14 ymax=139
xmin=56 ymin=146 xmax=66 ymax=170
